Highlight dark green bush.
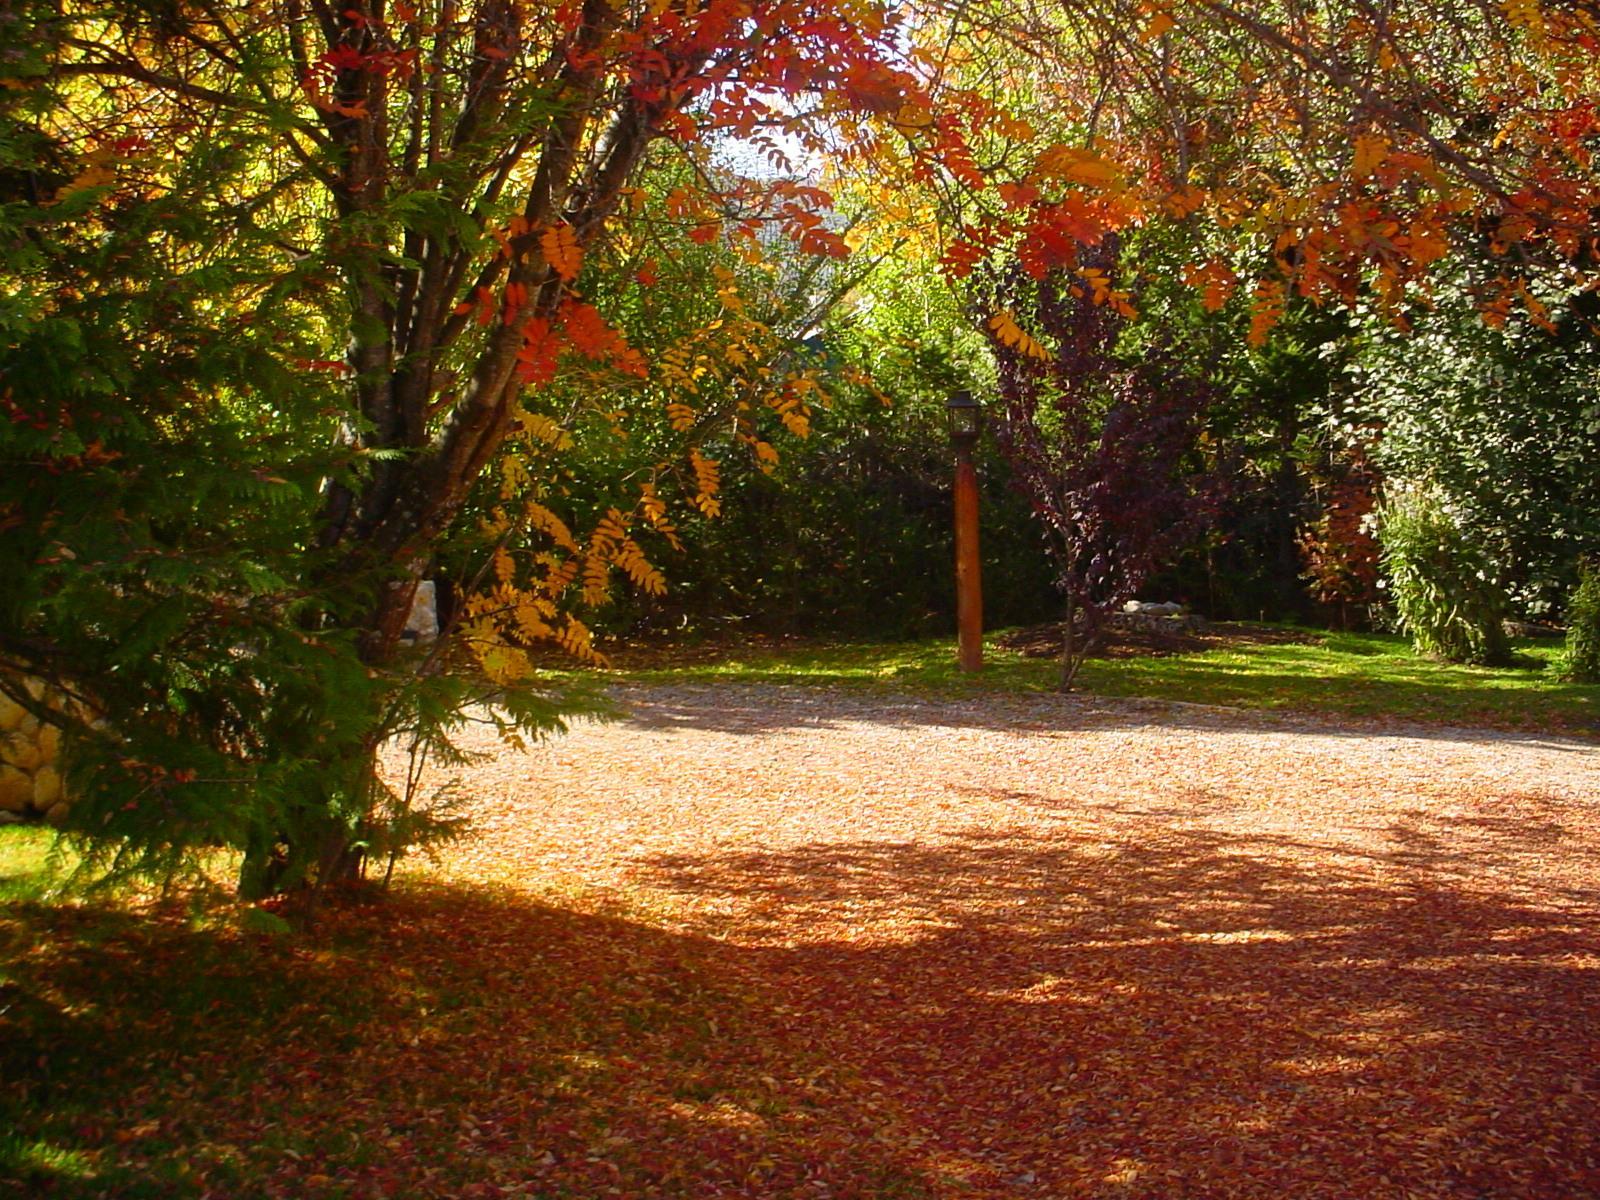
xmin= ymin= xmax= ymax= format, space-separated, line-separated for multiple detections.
xmin=1378 ymin=488 xmax=1511 ymax=666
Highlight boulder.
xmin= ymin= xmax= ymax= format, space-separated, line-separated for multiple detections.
xmin=32 ymin=766 xmax=62 ymax=811
xmin=0 ymin=766 xmax=30 ymax=814
xmin=4 ymin=735 xmax=44 ymax=772
xmin=403 ymin=579 xmax=440 ymax=642
xmin=0 ymin=692 xmax=23 ymax=733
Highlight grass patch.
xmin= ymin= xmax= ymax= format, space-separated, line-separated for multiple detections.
xmin=600 ymin=626 xmax=1598 ymax=736
xmin=0 ymin=827 xmax=69 ymax=904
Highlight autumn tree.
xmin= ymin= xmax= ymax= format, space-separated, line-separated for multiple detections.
xmin=887 ymin=0 xmax=1600 ymax=638
xmin=986 ymin=248 xmax=1217 ymax=688
xmin=0 ymin=0 xmax=949 ymax=899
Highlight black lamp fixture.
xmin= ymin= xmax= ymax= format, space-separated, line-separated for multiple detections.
xmin=945 ymin=389 xmax=982 ymax=445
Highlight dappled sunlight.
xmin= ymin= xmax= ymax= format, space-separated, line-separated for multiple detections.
xmin=388 ymin=683 xmax=1600 ymax=1197
xmin=5 ymin=683 xmax=1596 ymax=1197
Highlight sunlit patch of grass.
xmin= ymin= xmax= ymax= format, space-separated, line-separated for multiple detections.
xmin=0 ymin=1135 xmax=95 ymax=1181
xmin=0 ymin=827 xmax=69 ymax=903
xmin=598 ymin=627 xmax=1597 ymax=735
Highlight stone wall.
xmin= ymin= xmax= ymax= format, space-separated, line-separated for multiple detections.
xmin=0 ymin=679 xmax=69 ymax=826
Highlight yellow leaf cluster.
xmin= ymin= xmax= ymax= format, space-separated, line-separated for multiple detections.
xmin=1248 ymin=278 xmax=1286 ymax=348
xmin=689 ymin=449 xmax=721 ymax=517
xmin=583 ymin=507 xmax=666 ymax=600
xmin=556 ymin=616 xmax=602 ymax=663
xmin=516 ymin=410 xmax=574 ymax=450
xmin=640 ymin=481 xmax=683 ymax=552
xmin=541 ymin=222 xmax=583 ymax=282
xmin=1503 ymin=0 xmax=1545 ymax=39
xmin=525 ymin=500 xmax=579 ymax=553
xmin=493 ymin=545 xmax=515 ymax=585
xmin=988 ymin=310 xmax=1050 ymax=360
xmin=1139 ymin=2 xmax=1175 ymax=42
xmin=1351 ymin=133 xmax=1390 ymax=180
xmin=1033 ymin=145 xmax=1123 ymax=188
xmin=1076 ymin=268 xmax=1138 ymax=318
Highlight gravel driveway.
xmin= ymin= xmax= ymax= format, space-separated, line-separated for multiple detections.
xmin=405 ymin=684 xmax=1600 ymax=1197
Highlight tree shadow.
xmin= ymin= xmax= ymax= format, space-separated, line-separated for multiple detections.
xmin=633 ymin=816 xmax=1600 ymax=1197
xmin=0 ymin=887 xmax=943 ymax=1199
xmin=4 ymin=806 xmax=1596 ymax=1198
xmin=607 ymin=680 xmax=1600 ymax=748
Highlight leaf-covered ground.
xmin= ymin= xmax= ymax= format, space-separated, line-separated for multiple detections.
xmin=5 ymin=684 xmax=1598 ymax=1197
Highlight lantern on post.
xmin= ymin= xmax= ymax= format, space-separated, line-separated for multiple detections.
xmin=946 ymin=390 xmax=984 ymax=672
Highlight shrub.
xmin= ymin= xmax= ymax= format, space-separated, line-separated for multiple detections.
xmin=1378 ymin=487 xmax=1512 ymax=666
xmin=1561 ymin=557 xmax=1600 ymax=683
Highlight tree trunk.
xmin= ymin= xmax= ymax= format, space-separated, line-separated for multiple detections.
xmin=1059 ymin=591 xmax=1077 ymax=692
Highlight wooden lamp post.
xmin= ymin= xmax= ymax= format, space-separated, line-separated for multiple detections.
xmin=946 ymin=390 xmax=984 ymax=672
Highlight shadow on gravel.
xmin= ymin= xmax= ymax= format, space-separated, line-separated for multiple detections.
xmin=609 ymin=681 xmax=1600 ymax=751
xmin=5 ymin=816 xmax=1597 ymax=1199
xmin=0 ymin=887 xmax=934 ymax=1200
xmin=634 ymin=818 xmax=1600 ymax=1198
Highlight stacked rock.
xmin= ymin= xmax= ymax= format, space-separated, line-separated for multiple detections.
xmin=0 ymin=679 xmax=69 ymax=827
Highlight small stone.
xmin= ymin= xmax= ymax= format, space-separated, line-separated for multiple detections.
xmin=404 ymin=579 xmax=440 ymax=642
xmin=25 ymin=677 xmax=47 ymax=703
xmin=32 ymin=766 xmax=62 ymax=811
xmin=38 ymin=724 xmax=61 ymax=764
xmin=0 ymin=692 xmax=23 ymax=733
xmin=0 ymin=811 xmax=23 ymax=825
xmin=43 ymin=800 xmax=71 ymax=828
xmin=4 ymin=734 xmax=44 ymax=772
xmin=0 ymin=766 xmax=30 ymax=813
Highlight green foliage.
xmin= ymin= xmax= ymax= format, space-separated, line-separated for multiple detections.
xmin=1560 ymin=558 xmax=1600 ymax=683
xmin=0 ymin=11 xmax=592 ymax=904
xmin=1378 ymin=488 xmax=1511 ymax=666
xmin=1350 ymin=282 xmax=1600 ymax=615
xmin=567 ymin=241 xmax=1058 ymax=640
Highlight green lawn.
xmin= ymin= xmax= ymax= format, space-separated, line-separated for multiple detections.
xmin=0 ymin=826 xmax=66 ymax=904
xmin=602 ymin=627 xmax=1599 ymax=737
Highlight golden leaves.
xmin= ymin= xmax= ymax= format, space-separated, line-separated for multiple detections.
xmin=585 ymin=507 xmax=666 ymax=599
xmin=541 ymin=223 xmax=583 ymax=282
xmin=639 ymin=481 xmax=683 ymax=552
xmin=988 ymin=310 xmax=1051 ymax=360
xmin=1074 ymin=267 xmax=1138 ymax=318
xmin=525 ymin=500 xmax=579 ymax=554
xmin=1033 ymin=145 xmax=1124 ymax=189
xmin=1248 ymin=278 xmax=1286 ymax=348
xmin=514 ymin=409 xmax=574 ymax=451
xmin=1504 ymin=0 xmax=1546 ymax=39
xmin=1351 ymin=134 xmax=1391 ymax=180
xmin=689 ymin=450 xmax=721 ymax=517
xmin=1139 ymin=2 xmax=1175 ymax=42
xmin=54 ymin=158 xmax=116 ymax=203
